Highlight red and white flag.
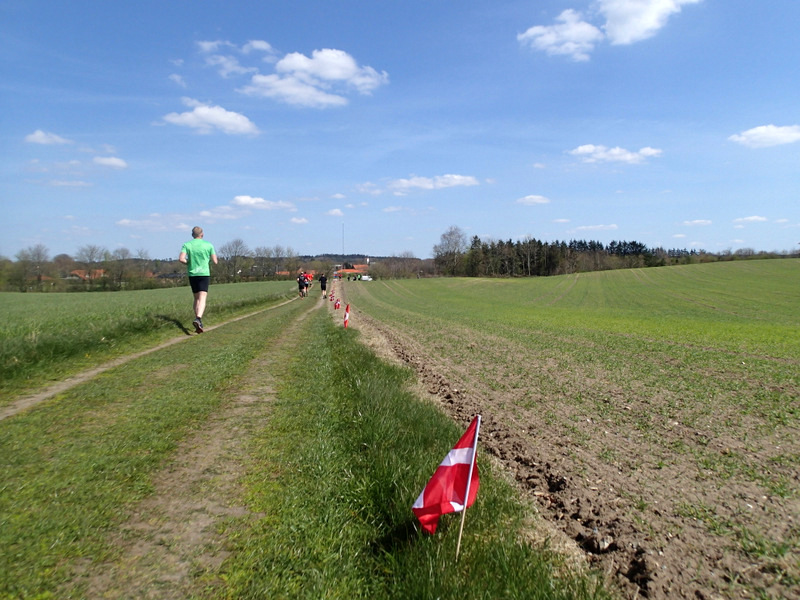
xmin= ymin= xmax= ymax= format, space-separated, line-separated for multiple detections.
xmin=412 ymin=416 xmax=481 ymax=534
xmin=344 ymin=304 xmax=350 ymax=328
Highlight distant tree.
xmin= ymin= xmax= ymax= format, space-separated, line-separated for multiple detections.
xmin=218 ymin=239 xmax=252 ymax=282
xmin=433 ymin=225 xmax=467 ymax=276
xmin=15 ymin=244 xmax=50 ymax=290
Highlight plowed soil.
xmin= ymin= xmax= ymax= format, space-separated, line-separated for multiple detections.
xmin=337 ymin=286 xmax=799 ymax=600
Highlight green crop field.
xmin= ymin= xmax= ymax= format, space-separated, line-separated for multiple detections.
xmin=0 ymin=281 xmax=296 ymax=400
xmin=1 ymin=260 xmax=797 ymax=599
xmin=341 ymin=259 xmax=800 ymax=598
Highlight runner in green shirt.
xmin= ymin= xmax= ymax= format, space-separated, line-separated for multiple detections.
xmin=179 ymin=226 xmax=218 ymax=333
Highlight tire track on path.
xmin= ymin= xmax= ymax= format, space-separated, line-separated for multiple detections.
xmin=0 ymin=297 xmax=297 ymax=422
xmin=70 ymin=296 xmax=323 ymax=599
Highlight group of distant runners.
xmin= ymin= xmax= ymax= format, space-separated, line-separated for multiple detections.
xmin=297 ymin=271 xmax=328 ymax=299
xmin=179 ymin=225 xmax=333 ymax=333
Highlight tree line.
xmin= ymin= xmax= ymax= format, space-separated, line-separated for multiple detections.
xmin=1 ymin=240 xmax=435 ymax=292
xmin=432 ymin=226 xmax=795 ymax=277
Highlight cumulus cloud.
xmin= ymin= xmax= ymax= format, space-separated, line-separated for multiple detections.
xmin=232 ymin=195 xmax=295 ymax=210
xmin=733 ymin=215 xmax=768 ymax=223
xmin=517 ymin=10 xmax=604 ymax=62
xmin=25 ymin=130 xmax=72 ymax=145
xmin=163 ymin=98 xmax=259 ymax=135
xmin=327 ymin=208 xmax=344 ymax=217
xmin=519 ymin=0 xmax=702 ymax=60
xmin=600 ymin=0 xmax=703 ymax=45
xmin=238 ymin=47 xmax=388 ymax=107
xmin=728 ymin=124 xmax=800 ymax=148
xmin=239 ymin=73 xmax=348 ymax=107
xmin=570 ymin=144 xmax=662 ymax=164
xmin=683 ymin=219 xmax=712 ymax=226
xmin=387 ymin=174 xmax=479 ymax=195
xmin=290 ymin=217 xmax=309 ymax=224
xmin=93 ymin=156 xmax=128 ymax=169
xmin=516 ymin=195 xmax=551 ymax=205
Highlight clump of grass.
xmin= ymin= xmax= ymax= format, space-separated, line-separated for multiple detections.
xmin=220 ymin=311 xmax=611 ymax=599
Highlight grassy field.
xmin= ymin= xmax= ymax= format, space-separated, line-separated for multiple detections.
xmin=1 ymin=260 xmax=797 ymax=599
xmin=340 ymin=259 xmax=800 ymax=598
xmin=0 ymin=287 xmax=610 ymax=599
xmin=0 ymin=281 xmax=296 ymax=400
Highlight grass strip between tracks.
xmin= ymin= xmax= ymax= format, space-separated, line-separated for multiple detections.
xmin=217 ymin=309 xmax=611 ymax=599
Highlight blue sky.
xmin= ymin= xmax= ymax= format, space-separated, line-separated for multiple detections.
xmin=2 ymin=0 xmax=799 ymax=261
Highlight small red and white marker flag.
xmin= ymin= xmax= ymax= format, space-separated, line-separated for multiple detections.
xmin=344 ymin=303 xmax=350 ymax=328
xmin=412 ymin=415 xmax=481 ymax=536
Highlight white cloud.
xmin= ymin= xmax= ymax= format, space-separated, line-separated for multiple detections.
xmin=683 ymin=219 xmax=712 ymax=226
xmin=25 ymin=130 xmax=72 ymax=145
xmin=277 ymin=48 xmax=388 ymax=94
xmin=232 ymin=195 xmax=295 ymax=210
xmin=331 ymin=193 xmax=346 ymax=199
xmin=570 ymin=144 xmax=662 ymax=164
xmin=239 ymin=74 xmax=348 ymax=107
xmin=163 ymin=98 xmax=259 ymax=135
xmin=238 ymin=47 xmax=388 ymax=108
xmin=728 ymin=124 xmax=800 ymax=148
xmin=290 ymin=217 xmax=309 ymax=224
xmin=205 ymin=54 xmax=257 ymax=78
xmin=733 ymin=216 xmax=768 ymax=223
xmin=93 ymin=156 xmax=128 ymax=169
xmin=169 ymin=74 xmax=187 ymax=88
xmin=519 ymin=1 xmax=702 ymax=60
xmin=517 ymin=10 xmax=603 ymax=62
xmin=387 ymin=174 xmax=479 ymax=194
xmin=383 ymin=206 xmax=404 ymax=212
xmin=327 ymin=209 xmax=344 ymax=217
xmin=599 ymin=0 xmax=703 ymax=45
xmin=197 ymin=40 xmax=234 ymax=54
xmin=516 ymin=195 xmax=551 ymax=205
xmin=242 ymin=40 xmax=275 ymax=55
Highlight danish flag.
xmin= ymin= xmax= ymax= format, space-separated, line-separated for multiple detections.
xmin=412 ymin=416 xmax=481 ymax=534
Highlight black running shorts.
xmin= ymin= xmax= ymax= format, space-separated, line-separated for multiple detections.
xmin=189 ymin=276 xmax=211 ymax=294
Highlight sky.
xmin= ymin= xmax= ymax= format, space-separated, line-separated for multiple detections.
xmin=2 ymin=0 xmax=799 ymax=261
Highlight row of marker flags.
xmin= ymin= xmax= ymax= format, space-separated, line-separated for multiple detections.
xmin=329 ymin=287 xmax=480 ymax=555
xmin=328 ymin=288 xmax=349 ymax=328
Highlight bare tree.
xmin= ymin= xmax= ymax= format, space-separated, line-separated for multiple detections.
xmin=433 ymin=226 xmax=467 ymax=276
xmin=15 ymin=244 xmax=50 ymax=290
xmin=217 ymin=238 xmax=251 ymax=282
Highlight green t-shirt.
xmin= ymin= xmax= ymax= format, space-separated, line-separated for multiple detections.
xmin=181 ymin=238 xmax=216 ymax=276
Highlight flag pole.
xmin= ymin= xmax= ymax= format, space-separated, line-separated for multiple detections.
xmin=455 ymin=414 xmax=481 ymax=561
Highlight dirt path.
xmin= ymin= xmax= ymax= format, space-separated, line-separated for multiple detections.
xmin=69 ymin=297 xmax=321 ymax=599
xmin=0 ymin=298 xmax=296 ymax=422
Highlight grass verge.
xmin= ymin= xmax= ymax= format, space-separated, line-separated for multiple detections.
xmin=217 ymin=310 xmax=611 ymax=599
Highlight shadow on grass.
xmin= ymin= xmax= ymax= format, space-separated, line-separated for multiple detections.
xmin=372 ymin=519 xmax=421 ymax=555
xmin=155 ymin=315 xmax=192 ymax=336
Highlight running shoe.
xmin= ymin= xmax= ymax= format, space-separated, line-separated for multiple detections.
xmin=193 ymin=318 xmax=204 ymax=334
